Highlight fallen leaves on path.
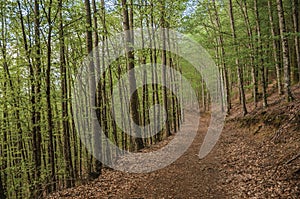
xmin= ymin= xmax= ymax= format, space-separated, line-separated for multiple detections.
xmin=47 ymin=86 xmax=300 ymax=199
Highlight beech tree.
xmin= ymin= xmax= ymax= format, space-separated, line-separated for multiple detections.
xmin=292 ymin=0 xmax=300 ymax=82
xmin=32 ymin=0 xmax=42 ymax=197
xmin=122 ymin=0 xmax=144 ymax=150
xmin=229 ymin=0 xmax=247 ymax=115
xmin=276 ymin=0 xmax=294 ymax=102
xmin=1 ymin=1 xmax=299 ymax=198
xmin=267 ymin=0 xmax=283 ymax=95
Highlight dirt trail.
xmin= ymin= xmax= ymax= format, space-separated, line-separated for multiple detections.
xmin=49 ymin=113 xmax=225 ymax=198
xmin=116 ymin=113 xmax=224 ymax=198
xmin=48 ymin=86 xmax=300 ymax=198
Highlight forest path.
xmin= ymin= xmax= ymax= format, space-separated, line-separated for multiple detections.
xmin=49 ymin=112 xmax=226 ymax=198
xmin=113 ymin=112 xmax=224 ymax=198
xmin=48 ymin=87 xmax=300 ymax=199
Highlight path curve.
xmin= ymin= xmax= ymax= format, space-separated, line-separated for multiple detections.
xmin=48 ymin=112 xmax=225 ymax=198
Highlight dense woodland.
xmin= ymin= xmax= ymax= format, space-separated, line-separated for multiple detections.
xmin=0 ymin=0 xmax=299 ymax=198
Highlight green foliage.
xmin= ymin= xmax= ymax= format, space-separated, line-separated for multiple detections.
xmin=1 ymin=0 xmax=299 ymax=197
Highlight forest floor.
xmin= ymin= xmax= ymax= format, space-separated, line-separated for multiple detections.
xmin=48 ymin=84 xmax=300 ymax=199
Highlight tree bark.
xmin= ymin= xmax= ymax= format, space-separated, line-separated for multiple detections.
xmin=99 ymin=0 xmax=110 ymax=163
xmin=59 ymin=0 xmax=75 ymax=187
xmin=92 ymin=0 xmax=103 ymax=176
xmin=121 ymin=0 xmax=144 ymax=150
xmin=17 ymin=0 xmax=33 ymax=189
xmin=292 ymin=0 xmax=300 ymax=82
xmin=139 ymin=0 xmax=150 ymax=144
xmin=229 ymin=0 xmax=247 ymax=116
xmin=159 ymin=0 xmax=171 ymax=136
xmin=239 ymin=0 xmax=259 ymax=106
xmin=0 ymin=24 xmax=8 ymax=199
xmin=150 ymin=0 xmax=161 ymax=142
xmin=33 ymin=0 xmax=42 ymax=197
xmin=46 ymin=0 xmax=56 ymax=192
xmin=268 ymin=0 xmax=283 ymax=95
xmin=254 ymin=0 xmax=268 ymax=107
xmin=276 ymin=0 xmax=294 ymax=102
xmin=0 ymin=174 xmax=5 ymax=199
xmin=211 ymin=1 xmax=231 ymax=113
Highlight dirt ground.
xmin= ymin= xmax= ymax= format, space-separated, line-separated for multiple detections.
xmin=48 ymin=85 xmax=300 ymax=199
xmin=48 ymin=112 xmax=225 ymax=199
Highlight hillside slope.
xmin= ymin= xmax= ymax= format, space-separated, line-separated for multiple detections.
xmin=216 ymin=84 xmax=300 ymax=198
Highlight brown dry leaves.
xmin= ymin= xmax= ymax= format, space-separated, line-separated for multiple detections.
xmin=216 ymin=85 xmax=300 ymax=198
xmin=47 ymin=86 xmax=300 ymax=199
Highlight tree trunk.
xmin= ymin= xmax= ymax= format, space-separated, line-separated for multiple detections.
xmin=276 ymin=0 xmax=294 ymax=102
xmin=159 ymin=0 xmax=171 ymax=137
xmin=92 ymin=0 xmax=103 ymax=176
xmin=33 ymin=0 xmax=42 ymax=197
xmin=145 ymin=4 xmax=156 ymax=143
xmin=59 ymin=0 xmax=75 ymax=187
xmin=0 ymin=173 xmax=5 ymax=199
xmin=239 ymin=0 xmax=259 ymax=106
xmin=211 ymin=1 xmax=231 ymax=113
xmin=254 ymin=0 xmax=268 ymax=107
xmin=268 ymin=0 xmax=283 ymax=95
xmin=99 ymin=0 xmax=112 ymax=162
xmin=46 ymin=0 xmax=56 ymax=192
xmin=167 ymin=28 xmax=177 ymax=132
xmin=292 ymin=0 xmax=300 ymax=82
xmin=121 ymin=0 xmax=144 ymax=150
xmin=0 ymin=36 xmax=8 ymax=199
xmin=229 ymin=0 xmax=247 ymax=116
xmin=139 ymin=1 xmax=150 ymax=144
xmin=17 ymin=0 xmax=34 ymax=191
xmin=150 ymin=0 xmax=161 ymax=143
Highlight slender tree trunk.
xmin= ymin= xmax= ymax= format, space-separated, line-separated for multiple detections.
xmin=101 ymin=2 xmax=119 ymax=154
xmin=276 ymin=0 xmax=294 ymax=101
xmin=124 ymin=1 xmax=136 ymax=146
xmin=0 ymin=30 xmax=8 ymax=199
xmin=139 ymin=1 xmax=150 ymax=144
xmin=121 ymin=0 xmax=144 ymax=150
xmin=33 ymin=0 xmax=42 ymax=197
xmin=239 ymin=0 xmax=258 ymax=106
xmin=0 ymin=124 xmax=7 ymax=199
xmin=159 ymin=0 xmax=171 ymax=136
xmin=268 ymin=0 xmax=283 ymax=95
xmin=211 ymin=1 xmax=231 ymax=113
xmin=59 ymin=0 xmax=75 ymax=187
xmin=118 ymin=73 xmax=128 ymax=151
xmin=254 ymin=0 xmax=268 ymax=107
xmin=0 ymin=174 xmax=5 ymax=199
xmin=201 ymin=78 xmax=206 ymax=112
xmin=92 ymin=0 xmax=103 ymax=176
xmin=17 ymin=1 xmax=34 ymax=191
xmin=292 ymin=0 xmax=300 ymax=82
xmin=145 ymin=6 xmax=156 ymax=143
xmin=150 ymin=0 xmax=161 ymax=143
xmin=45 ymin=0 xmax=55 ymax=192
xmin=172 ymin=32 xmax=181 ymax=130
xmin=99 ymin=0 xmax=112 ymax=162
xmin=166 ymin=28 xmax=177 ymax=132
xmin=108 ymin=43 xmax=118 ymax=151
xmin=229 ymin=0 xmax=247 ymax=115
xmin=68 ymin=72 xmax=79 ymax=179
xmin=129 ymin=0 xmax=138 ymax=146
xmin=130 ymin=0 xmax=134 ymax=42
